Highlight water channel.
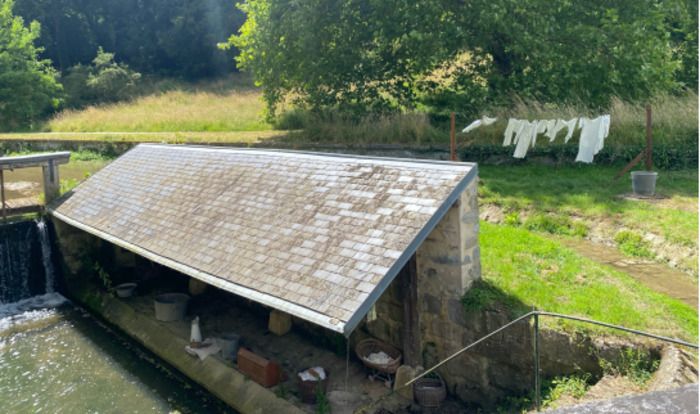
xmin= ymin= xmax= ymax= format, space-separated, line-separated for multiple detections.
xmin=0 ymin=219 xmax=235 ymax=413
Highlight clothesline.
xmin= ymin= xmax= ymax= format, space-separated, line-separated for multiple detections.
xmin=460 ymin=115 xmax=611 ymax=163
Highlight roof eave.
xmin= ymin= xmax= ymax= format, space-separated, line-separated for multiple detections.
xmin=341 ymin=164 xmax=478 ymax=336
xmin=48 ymin=208 xmax=348 ymax=334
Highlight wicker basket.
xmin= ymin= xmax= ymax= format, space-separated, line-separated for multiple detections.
xmin=296 ymin=368 xmax=329 ymax=404
xmin=414 ymin=374 xmax=447 ymax=408
xmin=355 ymin=338 xmax=402 ymax=374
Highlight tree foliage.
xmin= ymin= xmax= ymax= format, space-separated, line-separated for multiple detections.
xmin=0 ymin=0 xmax=61 ymax=130
xmin=231 ymin=0 xmax=698 ymax=116
xmin=13 ymin=0 xmax=245 ymax=78
xmin=62 ymin=48 xmax=141 ymax=108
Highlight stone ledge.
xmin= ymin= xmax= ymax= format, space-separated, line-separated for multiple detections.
xmin=74 ymin=288 xmax=304 ymax=414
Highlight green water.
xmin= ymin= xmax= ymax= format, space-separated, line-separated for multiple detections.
xmin=0 ymin=298 xmax=234 ymax=414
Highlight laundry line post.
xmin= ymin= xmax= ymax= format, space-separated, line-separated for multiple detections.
xmin=645 ymin=104 xmax=653 ymax=171
xmin=450 ymin=112 xmax=457 ymax=161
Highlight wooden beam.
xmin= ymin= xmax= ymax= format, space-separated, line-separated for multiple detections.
xmin=450 ymin=112 xmax=457 ymax=161
xmin=400 ymin=255 xmax=420 ymax=366
xmin=0 ymin=169 xmax=5 ymax=221
xmin=0 ymin=151 xmax=70 ymax=170
xmin=614 ymin=150 xmax=646 ymax=180
xmin=645 ymin=105 xmax=653 ymax=171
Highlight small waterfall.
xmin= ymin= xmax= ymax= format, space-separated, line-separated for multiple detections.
xmin=0 ymin=220 xmax=52 ymax=304
xmin=36 ymin=219 xmax=55 ymax=294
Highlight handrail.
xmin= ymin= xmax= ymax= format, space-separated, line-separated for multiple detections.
xmin=400 ymin=310 xmax=698 ymax=410
xmin=403 ymin=311 xmax=536 ymax=387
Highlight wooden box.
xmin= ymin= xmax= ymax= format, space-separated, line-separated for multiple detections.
xmin=237 ymin=348 xmax=281 ymax=387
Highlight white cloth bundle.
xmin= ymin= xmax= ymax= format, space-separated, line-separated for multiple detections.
xmin=462 ymin=115 xmax=497 ymax=133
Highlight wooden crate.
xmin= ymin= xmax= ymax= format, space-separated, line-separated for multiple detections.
xmin=237 ymin=348 xmax=281 ymax=387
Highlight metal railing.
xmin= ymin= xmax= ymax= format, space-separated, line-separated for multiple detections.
xmin=401 ymin=310 xmax=698 ymax=411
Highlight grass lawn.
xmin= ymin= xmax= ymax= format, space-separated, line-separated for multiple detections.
xmin=469 ymin=222 xmax=698 ymax=341
xmin=478 ymin=164 xmax=699 ymax=273
xmin=0 ymin=130 xmax=287 ymax=144
xmin=43 ymin=76 xmax=272 ymax=133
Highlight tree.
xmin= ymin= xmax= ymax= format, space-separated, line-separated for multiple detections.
xmin=230 ymin=0 xmax=692 ymax=116
xmin=14 ymin=0 xmax=246 ymax=78
xmin=0 ymin=0 xmax=61 ymax=130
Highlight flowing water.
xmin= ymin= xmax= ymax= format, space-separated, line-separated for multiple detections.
xmin=0 ymin=220 xmax=235 ymax=413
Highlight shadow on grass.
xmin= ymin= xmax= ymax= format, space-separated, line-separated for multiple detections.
xmin=478 ymin=163 xmax=698 ymax=215
xmin=462 ymin=279 xmax=531 ymax=318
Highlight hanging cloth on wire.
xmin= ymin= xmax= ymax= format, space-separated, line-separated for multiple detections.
xmin=503 ymin=119 xmax=523 ymax=146
xmin=575 ymin=115 xmax=610 ymax=163
xmin=462 ymin=115 xmax=498 ymax=133
xmin=513 ymin=121 xmax=537 ymax=158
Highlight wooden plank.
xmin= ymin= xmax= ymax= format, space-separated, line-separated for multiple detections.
xmin=400 ymin=255 xmax=420 ymax=366
xmin=450 ymin=112 xmax=457 ymax=161
xmin=614 ymin=150 xmax=645 ymax=180
xmin=0 ymin=152 xmax=70 ymax=170
xmin=645 ymin=105 xmax=653 ymax=171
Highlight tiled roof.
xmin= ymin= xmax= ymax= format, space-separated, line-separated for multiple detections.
xmin=51 ymin=144 xmax=477 ymax=334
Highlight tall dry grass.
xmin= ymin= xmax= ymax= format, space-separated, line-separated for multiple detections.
xmin=463 ymin=91 xmax=699 ymax=148
xmin=46 ymin=75 xmax=271 ymax=132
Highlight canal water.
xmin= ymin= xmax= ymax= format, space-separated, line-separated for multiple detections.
xmin=0 ymin=220 xmax=235 ymax=413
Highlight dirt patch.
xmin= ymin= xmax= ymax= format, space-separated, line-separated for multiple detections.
xmin=479 ymin=202 xmax=698 ymax=278
xmin=559 ymin=238 xmax=698 ymax=308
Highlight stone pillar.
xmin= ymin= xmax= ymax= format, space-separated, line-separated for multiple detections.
xmin=415 ymin=178 xmax=480 ymax=364
xmin=42 ymin=160 xmax=60 ymax=203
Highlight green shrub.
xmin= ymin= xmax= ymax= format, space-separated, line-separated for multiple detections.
xmin=62 ymin=47 xmax=141 ymax=108
xmin=503 ymin=212 xmax=521 ymax=227
xmin=0 ymin=0 xmax=61 ymax=130
xmin=600 ymin=348 xmax=660 ymax=386
xmin=614 ymin=230 xmax=655 ymax=259
xmin=524 ymin=214 xmax=588 ymax=237
xmin=542 ymin=373 xmax=592 ymax=408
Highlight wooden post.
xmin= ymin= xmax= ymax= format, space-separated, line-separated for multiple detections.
xmin=400 ymin=255 xmax=420 ymax=366
xmin=42 ymin=160 xmax=61 ymax=204
xmin=0 ymin=169 xmax=5 ymax=220
xmin=450 ymin=112 xmax=457 ymax=161
xmin=645 ymin=105 xmax=653 ymax=171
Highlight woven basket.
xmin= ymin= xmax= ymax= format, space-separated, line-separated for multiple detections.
xmin=355 ymin=338 xmax=402 ymax=374
xmin=414 ymin=374 xmax=447 ymax=408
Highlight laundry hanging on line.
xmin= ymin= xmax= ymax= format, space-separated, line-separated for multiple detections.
xmin=575 ymin=115 xmax=610 ymax=163
xmin=503 ymin=115 xmax=610 ymax=162
xmin=462 ymin=115 xmax=497 ymax=133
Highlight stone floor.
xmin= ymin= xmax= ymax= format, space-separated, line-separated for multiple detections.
xmin=124 ymin=286 xmax=392 ymax=413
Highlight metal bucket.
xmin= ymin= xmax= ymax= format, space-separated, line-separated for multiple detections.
xmin=631 ymin=171 xmax=658 ymax=196
xmin=217 ymin=333 xmax=241 ymax=361
xmin=154 ymin=293 xmax=190 ymax=322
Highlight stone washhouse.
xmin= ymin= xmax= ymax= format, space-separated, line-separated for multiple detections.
xmin=49 ymin=144 xmax=482 ymax=411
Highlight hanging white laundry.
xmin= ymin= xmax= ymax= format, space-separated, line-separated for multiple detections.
xmin=563 ymin=118 xmax=579 ymax=143
xmin=503 ymin=119 xmax=521 ymax=146
xmin=597 ymin=115 xmax=610 ymax=153
xmin=532 ymin=120 xmax=549 ymax=148
xmin=462 ymin=119 xmax=482 ymax=133
xmin=481 ymin=116 xmax=498 ymax=126
xmin=575 ymin=115 xmax=609 ymax=163
xmin=512 ymin=120 xmax=527 ymax=146
xmin=462 ymin=115 xmax=497 ymax=133
xmin=513 ymin=121 xmax=536 ymax=158
xmin=545 ymin=119 xmax=564 ymax=142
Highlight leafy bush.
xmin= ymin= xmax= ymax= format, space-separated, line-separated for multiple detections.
xmin=62 ymin=47 xmax=141 ymax=108
xmin=600 ymin=348 xmax=660 ymax=386
xmin=524 ymin=214 xmax=588 ymax=237
xmin=542 ymin=373 xmax=592 ymax=408
xmin=0 ymin=0 xmax=61 ymax=130
xmin=614 ymin=230 xmax=655 ymax=259
xmin=503 ymin=212 xmax=522 ymax=227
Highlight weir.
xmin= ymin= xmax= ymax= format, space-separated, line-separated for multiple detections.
xmin=0 ymin=219 xmax=56 ymax=303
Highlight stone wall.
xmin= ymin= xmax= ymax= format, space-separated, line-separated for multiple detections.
xmin=359 ymin=177 xmax=643 ymax=407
